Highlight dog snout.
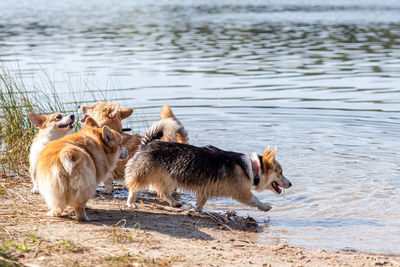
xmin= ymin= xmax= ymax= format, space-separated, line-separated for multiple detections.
xmin=70 ymin=114 xmax=75 ymax=121
xmin=283 ymin=177 xmax=292 ymax=189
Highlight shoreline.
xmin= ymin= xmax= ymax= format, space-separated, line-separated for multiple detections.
xmin=1 ymin=178 xmax=399 ymax=266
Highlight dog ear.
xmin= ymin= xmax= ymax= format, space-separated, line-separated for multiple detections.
xmin=84 ymin=117 xmax=99 ymax=128
xmin=120 ymin=108 xmax=133 ymax=120
xmin=267 ymin=147 xmax=277 ymax=161
xmin=262 ymin=146 xmax=271 ymax=157
xmin=106 ymin=103 xmax=120 ymax=118
xmin=102 ymin=126 xmax=116 ymax=147
xmin=28 ymin=113 xmax=47 ymax=128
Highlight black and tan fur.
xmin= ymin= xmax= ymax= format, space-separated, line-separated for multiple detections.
xmin=125 ymin=120 xmax=292 ymax=212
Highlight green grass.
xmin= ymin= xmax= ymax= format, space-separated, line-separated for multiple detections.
xmin=0 ymin=64 xmax=121 ymax=178
xmin=0 ymin=249 xmax=22 ymax=267
xmin=109 ymin=220 xmax=143 ymax=244
xmin=0 ymin=240 xmax=30 ymax=253
xmin=0 ymin=65 xmax=77 ymax=178
xmin=0 ymin=66 xmax=36 ymax=177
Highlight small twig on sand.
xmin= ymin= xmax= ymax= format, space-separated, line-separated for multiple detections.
xmin=7 ymin=188 xmax=28 ymax=203
xmin=205 ymin=212 xmax=234 ymax=231
xmin=0 ymin=226 xmax=12 ymax=238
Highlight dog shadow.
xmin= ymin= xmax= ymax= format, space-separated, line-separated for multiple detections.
xmin=84 ymin=206 xmax=215 ymax=241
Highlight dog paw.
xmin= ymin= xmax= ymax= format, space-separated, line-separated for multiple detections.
xmin=31 ymin=186 xmax=39 ymax=194
xmin=195 ymin=208 xmax=203 ymax=213
xmin=46 ymin=209 xmax=61 ymax=217
xmin=260 ymin=203 xmax=272 ymax=211
xmin=31 ymin=188 xmax=39 ymax=194
xmin=127 ymin=201 xmax=137 ymax=209
xmin=172 ymin=202 xmax=182 ymax=208
xmin=77 ymin=214 xmax=90 ymax=222
xmin=103 ymin=184 xmax=114 ymax=195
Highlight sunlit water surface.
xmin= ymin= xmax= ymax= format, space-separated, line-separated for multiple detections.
xmin=1 ymin=0 xmax=399 ymax=254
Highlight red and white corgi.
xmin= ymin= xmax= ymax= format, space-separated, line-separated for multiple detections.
xmin=35 ymin=117 xmax=128 ymax=221
xmin=28 ymin=112 xmax=75 ymax=193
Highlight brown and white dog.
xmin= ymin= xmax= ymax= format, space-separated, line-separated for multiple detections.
xmin=125 ymin=120 xmax=292 ymax=212
xmin=28 ymin=112 xmax=75 ymax=193
xmin=35 ymin=117 xmax=128 ymax=221
xmin=78 ymin=102 xmax=188 ymax=194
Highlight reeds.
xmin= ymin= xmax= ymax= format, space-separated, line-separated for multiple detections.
xmin=0 ymin=67 xmax=36 ymax=178
xmin=0 ymin=63 xmax=148 ymax=179
xmin=0 ymin=65 xmax=81 ymax=178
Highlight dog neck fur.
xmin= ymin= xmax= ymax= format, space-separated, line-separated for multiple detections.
xmin=244 ymin=152 xmax=263 ymax=190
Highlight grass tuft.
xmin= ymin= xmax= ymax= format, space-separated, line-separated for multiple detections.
xmin=0 ymin=66 xmax=36 ymax=177
xmin=0 ymin=64 xmax=129 ymax=179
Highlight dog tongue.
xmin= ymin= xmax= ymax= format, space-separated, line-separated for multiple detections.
xmin=81 ymin=115 xmax=88 ymax=122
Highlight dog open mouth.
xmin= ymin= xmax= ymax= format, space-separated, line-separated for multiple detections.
xmin=59 ymin=122 xmax=74 ymax=129
xmin=271 ymin=181 xmax=282 ymax=194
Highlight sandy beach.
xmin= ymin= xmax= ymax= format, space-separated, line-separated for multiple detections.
xmin=0 ymin=177 xmax=399 ymax=267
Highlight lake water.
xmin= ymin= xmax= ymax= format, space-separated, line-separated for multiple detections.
xmin=1 ymin=0 xmax=400 ymax=254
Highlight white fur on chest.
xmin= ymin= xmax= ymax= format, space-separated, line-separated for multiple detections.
xmin=29 ymin=136 xmax=52 ymax=174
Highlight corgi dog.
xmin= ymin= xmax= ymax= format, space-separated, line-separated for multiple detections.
xmin=78 ymin=102 xmax=188 ymax=194
xmin=35 ymin=117 xmax=128 ymax=221
xmin=28 ymin=112 xmax=75 ymax=193
xmin=125 ymin=120 xmax=292 ymax=212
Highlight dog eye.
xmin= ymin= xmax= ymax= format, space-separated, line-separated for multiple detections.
xmin=56 ymin=114 xmax=62 ymax=120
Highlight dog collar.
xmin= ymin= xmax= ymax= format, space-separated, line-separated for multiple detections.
xmin=122 ymin=128 xmax=131 ymax=132
xmin=80 ymin=115 xmax=89 ymax=122
xmin=250 ymin=152 xmax=261 ymax=186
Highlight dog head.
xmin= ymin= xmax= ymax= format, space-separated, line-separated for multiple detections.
xmin=256 ymin=146 xmax=292 ymax=194
xmin=78 ymin=102 xmax=133 ymax=133
xmin=83 ymin=116 xmax=128 ymax=160
xmin=28 ymin=112 xmax=75 ymax=137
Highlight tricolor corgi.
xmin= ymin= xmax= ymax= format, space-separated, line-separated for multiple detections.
xmin=125 ymin=120 xmax=292 ymax=212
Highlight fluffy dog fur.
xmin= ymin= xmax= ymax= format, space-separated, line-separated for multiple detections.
xmin=28 ymin=112 xmax=75 ymax=193
xmin=125 ymin=120 xmax=292 ymax=212
xmin=78 ymin=102 xmax=188 ymax=194
xmin=35 ymin=117 xmax=128 ymax=221
xmin=160 ymin=104 xmax=188 ymax=144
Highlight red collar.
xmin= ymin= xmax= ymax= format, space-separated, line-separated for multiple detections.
xmin=251 ymin=158 xmax=260 ymax=186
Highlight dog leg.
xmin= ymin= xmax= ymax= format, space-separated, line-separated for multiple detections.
xmin=75 ymin=206 xmax=89 ymax=221
xmin=246 ymin=195 xmax=272 ymax=211
xmin=31 ymin=181 xmax=39 ymax=194
xmin=195 ymin=195 xmax=207 ymax=212
xmin=127 ymin=189 xmax=138 ymax=208
xmin=160 ymin=190 xmax=182 ymax=208
xmin=103 ymin=177 xmax=114 ymax=195
xmin=46 ymin=208 xmax=63 ymax=217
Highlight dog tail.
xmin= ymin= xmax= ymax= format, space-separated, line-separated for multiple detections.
xmin=142 ymin=118 xmax=183 ymax=145
xmin=160 ymin=104 xmax=189 ymax=143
